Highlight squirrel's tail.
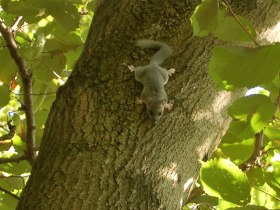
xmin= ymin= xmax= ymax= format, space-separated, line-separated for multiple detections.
xmin=136 ymin=39 xmax=173 ymax=65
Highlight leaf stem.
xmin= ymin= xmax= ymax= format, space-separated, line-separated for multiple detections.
xmin=253 ymin=186 xmax=280 ymax=202
xmin=222 ymin=0 xmax=260 ymax=47
xmin=0 ymin=155 xmax=26 ymax=164
xmin=239 ymin=130 xmax=264 ymax=171
xmin=0 ymin=186 xmax=20 ymax=200
xmin=11 ymin=91 xmax=57 ymax=96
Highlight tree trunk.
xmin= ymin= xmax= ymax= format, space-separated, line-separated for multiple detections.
xmin=17 ymin=1 xmax=280 ymax=209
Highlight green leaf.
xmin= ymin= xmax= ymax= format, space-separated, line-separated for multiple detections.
xmin=31 ymin=80 xmax=57 ymax=113
xmin=12 ymin=114 xmax=21 ymax=127
xmin=220 ymin=138 xmax=254 ymax=165
xmin=246 ymin=167 xmax=265 ymax=186
xmin=13 ymin=135 xmax=26 ymax=151
xmin=32 ymin=54 xmax=66 ymax=82
xmin=228 ymin=95 xmax=275 ymax=133
xmin=0 ymin=85 xmax=10 ymax=108
xmin=216 ymin=199 xmax=239 ymax=210
xmin=0 ymin=160 xmax=31 ymax=175
xmin=0 ymin=176 xmax=24 ymax=191
xmin=265 ymin=161 xmax=280 ymax=195
xmin=0 ymin=142 xmax=12 ymax=152
xmin=264 ymin=123 xmax=280 ymax=141
xmin=28 ymin=0 xmax=80 ymax=31
xmin=79 ymin=15 xmax=92 ymax=42
xmin=227 ymin=206 xmax=268 ymax=210
xmin=1 ymin=1 xmax=40 ymax=19
xmin=222 ymin=121 xmax=255 ymax=143
xmin=0 ymin=9 xmax=17 ymax=26
xmin=0 ymin=192 xmax=18 ymax=210
xmin=190 ymin=0 xmax=220 ymax=36
xmin=250 ymin=183 xmax=280 ymax=209
xmin=65 ymin=45 xmax=83 ymax=70
xmin=19 ymin=34 xmax=46 ymax=60
xmin=213 ymin=15 xmax=256 ymax=42
xmin=200 ymin=158 xmax=251 ymax=205
xmin=209 ymin=45 xmax=280 ymax=89
xmin=35 ymin=109 xmax=49 ymax=127
xmin=0 ymin=48 xmax=17 ymax=83
xmin=44 ymin=34 xmax=82 ymax=55
xmin=192 ymin=194 xmax=219 ymax=206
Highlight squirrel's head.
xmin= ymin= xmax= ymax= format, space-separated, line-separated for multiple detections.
xmin=146 ymin=99 xmax=166 ymax=121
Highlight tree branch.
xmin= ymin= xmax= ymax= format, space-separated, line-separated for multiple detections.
xmin=11 ymin=91 xmax=57 ymax=96
xmin=0 ymin=155 xmax=26 ymax=164
xmin=239 ymin=130 xmax=264 ymax=171
xmin=0 ymin=19 xmax=36 ymax=165
xmin=0 ymin=186 xmax=20 ymax=200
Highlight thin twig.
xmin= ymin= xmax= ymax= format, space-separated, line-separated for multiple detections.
xmin=253 ymin=186 xmax=280 ymax=201
xmin=0 ymin=155 xmax=26 ymax=164
xmin=11 ymin=91 xmax=57 ymax=96
xmin=185 ymin=186 xmax=204 ymax=204
xmin=0 ymin=186 xmax=20 ymax=200
xmin=192 ymin=203 xmax=215 ymax=210
xmin=11 ymin=16 xmax=23 ymax=32
xmin=0 ymin=20 xmax=36 ymax=165
xmin=0 ymin=121 xmax=16 ymax=141
xmin=222 ymin=0 xmax=260 ymax=47
xmin=239 ymin=131 xmax=264 ymax=171
xmin=265 ymin=147 xmax=280 ymax=153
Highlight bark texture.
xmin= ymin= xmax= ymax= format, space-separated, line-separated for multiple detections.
xmin=17 ymin=0 xmax=280 ymax=209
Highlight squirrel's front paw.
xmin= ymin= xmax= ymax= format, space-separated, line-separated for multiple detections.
xmin=168 ymin=68 xmax=175 ymax=76
xmin=164 ymin=103 xmax=173 ymax=111
xmin=128 ymin=65 xmax=135 ymax=72
xmin=135 ymin=97 xmax=144 ymax=105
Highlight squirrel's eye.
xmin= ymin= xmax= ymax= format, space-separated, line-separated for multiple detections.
xmin=149 ymin=111 xmax=154 ymax=116
xmin=158 ymin=112 xmax=162 ymax=116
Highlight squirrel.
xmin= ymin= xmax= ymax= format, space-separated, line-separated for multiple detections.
xmin=128 ymin=39 xmax=175 ymax=121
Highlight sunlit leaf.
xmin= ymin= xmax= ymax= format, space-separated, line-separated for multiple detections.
xmin=246 ymin=167 xmax=265 ymax=186
xmin=250 ymin=183 xmax=280 ymax=209
xmin=209 ymin=45 xmax=280 ymax=89
xmin=265 ymin=161 xmax=280 ymax=195
xmin=0 ymin=85 xmax=10 ymax=108
xmin=190 ymin=0 xmax=220 ymax=36
xmin=220 ymin=139 xmax=254 ymax=165
xmin=0 ymin=176 xmax=24 ymax=191
xmin=0 ymin=48 xmax=17 ymax=83
xmin=216 ymin=199 xmax=239 ymax=210
xmin=1 ymin=1 xmax=40 ymax=19
xmin=0 ymin=192 xmax=18 ymax=210
xmin=227 ymin=206 xmax=268 ymax=210
xmin=264 ymin=124 xmax=280 ymax=141
xmin=0 ymin=161 xmax=31 ymax=175
xmin=19 ymin=34 xmax=46 ymax=60
xmin=32 ymin=54 xmax=66 ymax=82
xmin=228 ymin=95 xmax=275 ymax=133
xmin=200 ymin=158 xmax=251 ymax=205
xmin=222 ymin=121 xmax=254 ymax=143
xmin=13 ymin=135 xmax=26 ymax=151
xmin=213 ymin=15 xmax=256 ymax=42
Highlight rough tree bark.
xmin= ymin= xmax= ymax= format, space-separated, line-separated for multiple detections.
xmin=17 ymin=0 xmax=280 ymax=209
